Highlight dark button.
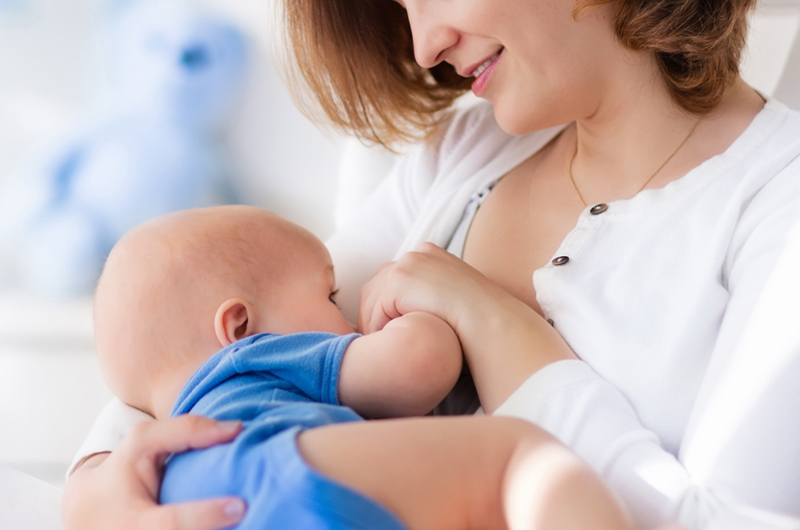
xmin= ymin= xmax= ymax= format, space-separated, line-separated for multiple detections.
xmin=552 ymin=256 xmax=570 ymax=266
xmin=546 ymin=318 xmax=555 ymax=326
xmin=590 ymin=203 xmax=609 ymax=215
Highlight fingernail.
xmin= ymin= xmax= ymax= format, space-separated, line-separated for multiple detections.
xmin=224 ymin=499 xmax=246 ymax=519
xmin=218 ymin=420 xmax=242 ymax=432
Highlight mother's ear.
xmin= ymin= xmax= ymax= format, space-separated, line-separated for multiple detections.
xmin=214 ymin=299 xmax=257 ymax=347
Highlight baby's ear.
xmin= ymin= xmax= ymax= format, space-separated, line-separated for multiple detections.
xmin=214 ymin=299 xmax=255 ymax=347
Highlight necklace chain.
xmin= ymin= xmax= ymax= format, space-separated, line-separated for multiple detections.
xmin=568 ymin=116 xmax=703 ymax=208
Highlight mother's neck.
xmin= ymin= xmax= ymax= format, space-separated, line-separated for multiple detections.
xmin=568 ymin=56 xmax=764 ymax=202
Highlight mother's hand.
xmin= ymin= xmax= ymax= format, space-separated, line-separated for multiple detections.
xmin=62 ymin=415 xmax=246 ymax=530
xmin=358 ymin=243 xmax=576 ymax=413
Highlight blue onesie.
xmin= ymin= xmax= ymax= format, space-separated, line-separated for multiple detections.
xmin=159 ymin=332 xmax=408 ymax=530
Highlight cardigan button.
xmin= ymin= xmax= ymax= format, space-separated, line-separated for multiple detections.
xmin=590 ymin=203 xmax=609 ymax=215
xmin=552 ymin=256 xmax=570 ymax=266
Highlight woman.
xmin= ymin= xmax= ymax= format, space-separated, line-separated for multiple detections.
xmin=63 ymin=0 xmax=800 ymax=527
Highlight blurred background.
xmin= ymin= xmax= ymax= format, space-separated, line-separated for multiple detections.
xmin=0 ymin=0 xmax=346 ymax=236
xmin=0 ymin=0 xmax=799 ymax=488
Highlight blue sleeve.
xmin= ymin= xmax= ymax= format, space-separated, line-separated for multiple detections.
xmin=160 ymin=435 xmax=272 ymax=530
xmin=233 ymin=333 xmax=360 ymax=405
xmin=160 ymin=422 xmax=293 ymax=529
xmin=159 ymin=425 xmax=401 ymax=530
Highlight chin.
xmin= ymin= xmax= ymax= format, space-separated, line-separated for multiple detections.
xmin=491 ymin=97 xmax=570 ymax=136
xmin=491 ymin=103 xmax=541 ymax=136
xmin=494 ymin=112 xmax=535 ymax=136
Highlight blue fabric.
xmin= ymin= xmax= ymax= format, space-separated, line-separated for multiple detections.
xmin=159 ymin=332 xmax=408 ymax=530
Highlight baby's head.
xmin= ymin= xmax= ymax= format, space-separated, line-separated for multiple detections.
xmin=94 ymin=206 xmax=353 ymax=419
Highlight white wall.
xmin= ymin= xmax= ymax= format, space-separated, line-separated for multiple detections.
xmin=742 ymin=3 xmax=800 ymax=96
xmin=0 ymin=0 xmax=102 ymax=201
xmin=200 ymin=0 xmax=344 ymax=239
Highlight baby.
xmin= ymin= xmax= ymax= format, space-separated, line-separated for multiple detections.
xmin=94 ymin=205 xmax=633 ymax=530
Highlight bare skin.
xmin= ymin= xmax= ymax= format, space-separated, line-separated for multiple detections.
xmin=298 ymin=417 xmax=633 ymax=530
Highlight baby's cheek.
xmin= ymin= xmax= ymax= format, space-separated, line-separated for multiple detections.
xmin=322 ymin=304 xmax=357 ymax=335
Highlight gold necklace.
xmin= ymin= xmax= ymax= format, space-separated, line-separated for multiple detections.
xmin=568 ymin=116 xmax=703 ymax=208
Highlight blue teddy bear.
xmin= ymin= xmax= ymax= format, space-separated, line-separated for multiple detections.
xmin=10 ymin=0 xmax=247 ymax=297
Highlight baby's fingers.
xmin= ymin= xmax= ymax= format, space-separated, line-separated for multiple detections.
xmin=144 ymin=498 xmax=246 ymax=530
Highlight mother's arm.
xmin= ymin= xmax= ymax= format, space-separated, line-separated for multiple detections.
xmin=493 ymin=170 xmax=800 ymax=529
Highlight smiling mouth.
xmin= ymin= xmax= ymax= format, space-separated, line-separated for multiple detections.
xmin=470 ymin=48 xmax=504 ymax=78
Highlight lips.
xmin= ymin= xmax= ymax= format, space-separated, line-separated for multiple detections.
xmin=470 ymin=48 xmax=503 ymax=96
xmin=474 ymin=51 xmax=501 ymax=77
xmin=462 ymin=48 xmax=504 ymax=78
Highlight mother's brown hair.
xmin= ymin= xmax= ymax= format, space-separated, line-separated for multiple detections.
xmin=279 ymin=0 xmax=756 ymax=146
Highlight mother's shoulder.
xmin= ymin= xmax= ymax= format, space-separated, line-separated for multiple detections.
xmin=759 ymin=97 xmax=800 ymax=142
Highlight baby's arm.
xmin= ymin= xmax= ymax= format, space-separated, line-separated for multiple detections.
xmin=338 ymin=312 xmax=462 ymax=418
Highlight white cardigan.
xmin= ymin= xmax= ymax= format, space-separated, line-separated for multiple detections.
xmin=326 ymin=99 xmax=800 ymax=529
xmin=75 ymin=99 xmax=800 ymax=529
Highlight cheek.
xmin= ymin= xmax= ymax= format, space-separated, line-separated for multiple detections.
xmin=324 ymin=305 xmax=357 ymax=335
xmin=490 ymin=73 xmax=566 ymax=134
xmin=490 ymin=50 xmax=602 ymax=135
xmin=311 ymin=300 xmax=355 ymax=335
xmin=283 ymin=298 xmax=355 ymax=335
xmin=487 ymin=7 xmax=615 ymax=133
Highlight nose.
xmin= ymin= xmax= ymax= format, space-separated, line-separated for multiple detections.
xmin=404 ymin=2 xmax=459 ymax=68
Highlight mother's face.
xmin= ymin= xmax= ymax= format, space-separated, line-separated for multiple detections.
xmin=397 ymin=0 xmax=626 ymax=134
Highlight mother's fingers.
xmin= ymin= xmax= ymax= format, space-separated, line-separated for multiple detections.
xmin=62 ymin=416 xmax=246 ymax=530
xmin=366 ymin=287 xmax=402 ymax=335
xmin=142 ymin=498 xmax=247 ymax=530
xmin=414 ymin=241 xmax=452 ymax=257
xmin=123 ymin=415 xmax=242 ymax=460
xmin=128 ymin=418 xmax=247 ymax=530
xmin=120 ymin=416 xmax=242 ymax=496
xmin=374 ymin=261 xmax=395 ymax=275
xmin=358 ymin=262 xmax=396 ymax=334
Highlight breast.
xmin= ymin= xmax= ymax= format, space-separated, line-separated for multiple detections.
xmin=462 ymin=141 xmax=585 ymax=317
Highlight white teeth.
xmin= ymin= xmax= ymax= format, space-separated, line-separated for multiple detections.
xmin=473 ymin=50 xmax=501 ymax=77
xmin=474 ymin=58 xmax=492 ymax=77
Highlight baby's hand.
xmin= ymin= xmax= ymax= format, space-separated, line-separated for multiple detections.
xmin=338 ymin=312 xmax=462 ymax=418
